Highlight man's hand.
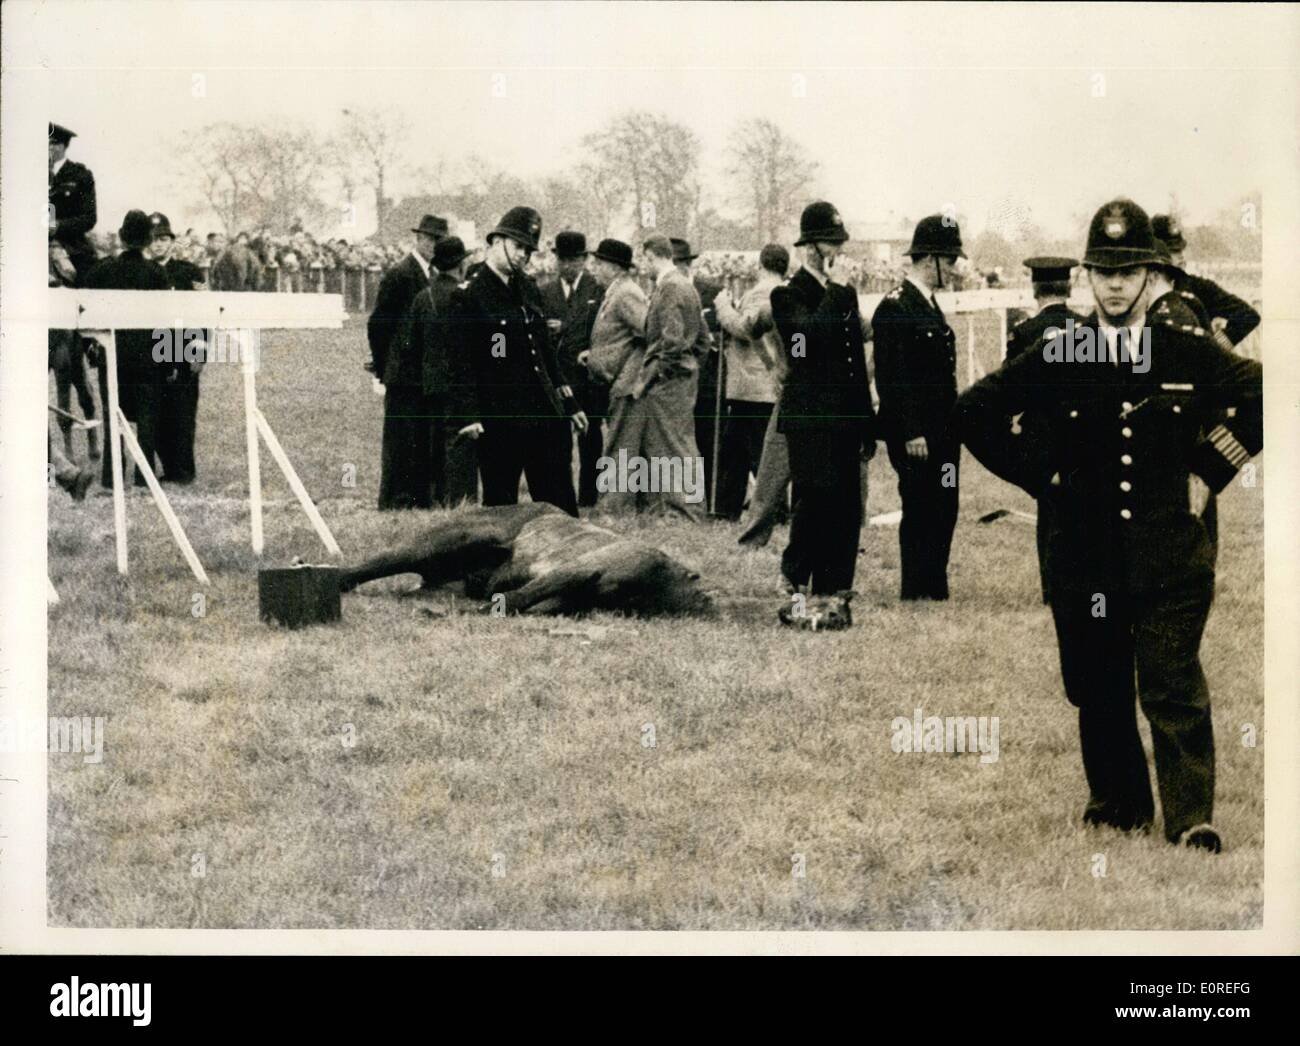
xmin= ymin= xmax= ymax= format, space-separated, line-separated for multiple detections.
xmin=1209 ymin=317 xmax=1234 ymax=352
xmin=456 ymin=422 xmax=485 ymax=442
xmin=1189 ymin=473 xmax=1211 ymax=517
xmin=570 ymin=410 xmax=589 ymax=435
xmin=905 ymin=436 xmax=928 ymax=461
xmin=546 ymin=318 xmax=563 ymax=334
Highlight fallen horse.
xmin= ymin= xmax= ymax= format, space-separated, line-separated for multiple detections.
xmin=339 ymin=503 xmax=714 ymax=617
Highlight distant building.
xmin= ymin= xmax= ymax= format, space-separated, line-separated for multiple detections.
xmin=849 ymin=220 xmax=912 ymax=266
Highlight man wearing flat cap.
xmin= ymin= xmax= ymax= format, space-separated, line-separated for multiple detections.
xmin=769 ymin=202 xmax=876 ymax=612
xmin=1151 ymin=214 xmax=1260 ymax=351
xmin=955 ymin=198 xmax=1263 ymax=854
xmin=408 ymin=236 xmax=478 ymax=507
xmin=445 ymin=207 xmax=587 ymax=516
xmin=872 ymin=213 xmax=965 ymax=601
xmin=541 ymin=231 xmax=607 ymax=507
xmin=368 ymin=213 xmax=446 ymax=509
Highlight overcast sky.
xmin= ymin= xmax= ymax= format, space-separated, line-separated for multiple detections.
xmin=13 ymin=1 xmax=1299 ymax=242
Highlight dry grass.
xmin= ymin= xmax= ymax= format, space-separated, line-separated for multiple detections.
xmin=46 ymin=319 xmax=1264 ymax=929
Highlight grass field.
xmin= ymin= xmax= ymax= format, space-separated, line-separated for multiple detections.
xmin=46 ymin=316 xmax=1264 ymax=930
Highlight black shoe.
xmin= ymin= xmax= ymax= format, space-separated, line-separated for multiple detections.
xmin=1178 ymin=823 xmax=1223 ymax=853
xmin=1083 ymin=800 xmax=1153 ymax=834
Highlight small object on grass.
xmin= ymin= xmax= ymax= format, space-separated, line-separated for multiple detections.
xmin=259 ymin=564 xmax=342 ymax=629
xmin=977 ymin=508 xmax=1037 ymax=525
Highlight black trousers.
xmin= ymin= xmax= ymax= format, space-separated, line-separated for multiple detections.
xmin=378 ymin=386 xmax=435 ymax=510
xmin=478 ymin=419 xmax=577 ymax=517
xmin=1050 ymin=579 xmax=1216 ymax=841
xmin=781 ymin=435 xmax=862 ymax=595
xmin=49 ymin=332 xmax=96 ymax=445
xmin=431 ymin=418 xmax=479 ymax=508
xmin=574 ymin=380 xmax=609 ymax=508
xmin=888 ymin=436 xmax=960 ymax=599
xmin=156 ymin=367 xmax=201 ymax=482
xmin=717 ymin=400 xmax=773 ymax=522
xmin=97 ymin=357 xmax=159 ymax=488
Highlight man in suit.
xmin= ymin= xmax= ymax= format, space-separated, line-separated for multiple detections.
xmin=1004 ymin=257 xmax=1087 ymax=603
xmin=770 ymin=203 xmax=875 ymax=611
xmin=368 ymin=214 xmax=446 ymax=509
xmin=713 ymin=243 xmax=787 ymax=522
xmin=600 ymin=235 xmax=705 ymax=519
xmin=445 ymin=207 xmax=587 ymax=516
xmin=541 ymin=232 xmax=606 ymax=508
xmin=674 ymin=238 xmax=723 ymax=512
xmin=872 ymin=214 xmax=964 ymax=600
xmin=955 ymin=199 xmax=1262 ymax=853
xmin=48 ymin=122 xmax=99 ymax=461
xmin=409 ymin=236 xmax=478 ymax=507
xmin=84 ymin=210 xmax=170 ymax=488
xmin=148 ymin=213 xmax=206 ymax=485
xmin=1151 ymin=214 xmax=1260 ymax=350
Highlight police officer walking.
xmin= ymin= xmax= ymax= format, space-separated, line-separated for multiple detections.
xmin=769 ymin=202 xmax=875 ymax=612
xmin=445 ymin=207 xmax=587 ymax=516
xmin=872 ymin=214 xmax=964 ymax=601
xmin=955 ymin=199 xmax=1263 ymax=853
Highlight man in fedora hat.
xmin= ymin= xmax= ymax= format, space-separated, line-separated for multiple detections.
xmin=769 ymin=202 xmax=875 ymax=615
xmin=872 ymin=212 xmax=965 ymax=600
xmin=445 ymin=207 xmax=586 ymax=516
xmin=1151 ymin=214 xmax=1259 ymax=351
xmin=148 ymin=212 xmax=207 ymax=485
xmin=956 ymin=198 xmax=1263 ymax=853
xmin=408 ymin=236 xmax=479 ymax=507
xmin=368 ymin=213 xmax=446 ymax=509
xmin=541 ymin=231 xmax=607 ymax=508
xmin=84 ymin=209 xmax=170 ymax=489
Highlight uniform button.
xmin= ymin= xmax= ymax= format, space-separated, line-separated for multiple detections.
xmin=1122 ymin=401 xmax=1133 ymax=411
xmin=1173 ymin=404 xmax=1182 ymax=413
xmin=1122 ymin=427 xmax=1133 ymax=438
xmin=1069 ymin=410 xmax=1079 ymax=418
xmin=1121 ymin=454 xmax=1133 ymax=465
xmin=1120 ymin=509 xmax=1132 ymax=520
xmin=1120 ymin=481 xmax=1132 ymax=492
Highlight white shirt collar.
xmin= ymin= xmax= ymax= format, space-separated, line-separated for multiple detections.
xmin=801 ymin=263 xmax=827 ymax=288
xmin=409 ymin=249 xmax=430 ymax=279
xmin=51 ymin=156 xmax=67 ymax=177
xmin=1100 ymin=320 xmax=1145 ymax=363
xmin=906 ymin=274 xmax=936 ymax=303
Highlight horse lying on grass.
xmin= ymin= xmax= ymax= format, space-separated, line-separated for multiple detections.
xmin=339 ymin=503 xmax=714 ymax=617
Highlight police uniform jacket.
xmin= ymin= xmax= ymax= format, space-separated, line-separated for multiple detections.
xmin=367 ymin=252 xmax=430 ymax=378
xmin=770 ymin=266 xmax=875 ymax=461
xmin=872 ymin=280 xmax=957 ymax=445
xmin=955 ymin=313 xmax=1262 ymax=597
xmin=444 ymin=263 xmax=580 ymax=428
xmin=1005 ymin=302 xmax=1087 ymax=361
xmin=1175 ymin=271 xmax=1260 ymax=346
xmin=49 ymin=159 xmax=97 ymax=279
xmin=84 ymin=249 xmax=169 ymax=380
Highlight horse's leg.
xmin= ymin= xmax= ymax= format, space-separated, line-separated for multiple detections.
xmin=339 ymin=520 xmax=513 ymax=593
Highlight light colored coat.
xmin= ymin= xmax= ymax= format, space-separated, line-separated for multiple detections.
xmin=715 ymin=274 xmax=782 ymax=403
xmin=587 ymin=273 xmax=649 ymax=399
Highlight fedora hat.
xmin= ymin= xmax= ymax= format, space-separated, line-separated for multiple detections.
xmin=591 ymin=238 xmax=634 ymax=269
xmin=411 ymin=214 xmax=449 ymax=239
xmin=670 ymin=237 xmax=698 ymax=263
xmin=433 ymin=236 xmax=469 ymax=271
xmin=553 ymin=231 xmax=588 ymax=258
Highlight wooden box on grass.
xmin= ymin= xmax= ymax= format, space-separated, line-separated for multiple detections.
xmin=258 ymin=566 xmax=342 ymax=629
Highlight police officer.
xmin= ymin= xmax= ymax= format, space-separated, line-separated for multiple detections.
xmin=955 ymin=199 xmax=1262 ymax=853
xmin=445 ymin=207 xmax=587 ymax=516
xmin=48 ymin=122 xmax=99 ymax=461
xmin=770 ymin=202 xmax=875 ymax=615
xmin=149 ymin=213 xmax=205 ymax=484
xmin=872 ymin=214 xmax=963 ymax=601
xmin=1005 ymin=257 xmax=1087 ymax=603
xmin=1151 ymin=214 xmax=1260 ymax=350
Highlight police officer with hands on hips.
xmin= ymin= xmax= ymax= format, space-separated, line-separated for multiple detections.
xmin=872 ymin=214 xmax=964 ymax=601
xmin=955 ymin=198 xmax=1263 ymax=853
xmin=769 ymin=201 xmax=876 ymax=618
xmin=445 ymin=207 xmax=587 ymax=517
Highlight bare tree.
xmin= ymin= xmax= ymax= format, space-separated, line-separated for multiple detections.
xmin=583 ymin=111 xmax=702 ymax=239
xmin=727 ymin=118 xmax=819 ymax=247
xmin=332 ymin=107 xmax=411 ymax=239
